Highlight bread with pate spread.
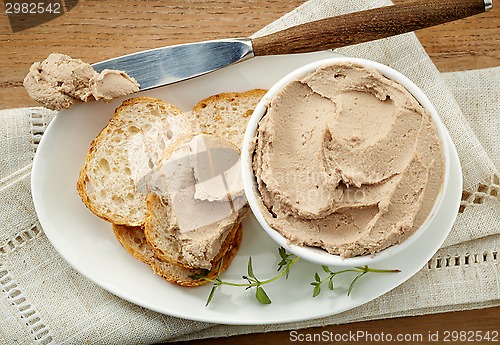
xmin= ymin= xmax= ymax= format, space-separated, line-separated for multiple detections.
xmin=144 ymin=132 xmax=249 ymax=270
xmin=78 ymin=90 xmax=264 ymax=286
xmin=113 ymin=223 xmax=242 ymax=287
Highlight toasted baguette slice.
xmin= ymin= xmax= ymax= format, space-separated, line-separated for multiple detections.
xmin=189 ymin=89 xmax=267 ymax=149
xmin=113 ymin=223 xmax=242 ymax=287
xmin=145 ymin=193 xmax=246 ymax=269
xmin=77 ymin=97 xmax=191 ymax=226
xmin=112 ymin=224 xmax=153 ymax=265
xmin=151 ymin=224 xmax=242 ymax=287
xmin=144 ymin=133 xmax=249 ymax=270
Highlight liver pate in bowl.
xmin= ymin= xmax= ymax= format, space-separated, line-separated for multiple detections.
xmin=241 ymin=57 xmax=450 ymax=267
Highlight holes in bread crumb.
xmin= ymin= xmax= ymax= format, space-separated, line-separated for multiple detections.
xmin=98 ymin=159 xmax=111 ymax=174
xmin=166 ymin=129 xmax=173 ymax=140
xmin=133 ymin=237 xmax=142 ymax=245
xmin=128 ymin=126 xmax=140 ymax=134
xmin=112 ymin=196 xmax=125 ymax=206
xmin=159 ymin=139 xmax=166 ymax=151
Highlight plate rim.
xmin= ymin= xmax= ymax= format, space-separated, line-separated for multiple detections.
xmin=31 ymin=52 xmax=462 ymax=325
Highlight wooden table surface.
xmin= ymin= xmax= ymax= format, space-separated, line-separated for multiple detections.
xmin=1 ymin=0 xmax=499 ymax=343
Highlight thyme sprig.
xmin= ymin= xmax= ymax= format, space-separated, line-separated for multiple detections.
xmin=203 ymin=247 xmax=399 ymax=306
xmin=203 ymin=247 xmax=299 ymax=305
xmin=311 ymin=265 xmax=401 ymax=298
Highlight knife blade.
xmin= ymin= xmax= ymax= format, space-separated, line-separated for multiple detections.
xmin=92 ymin=39 xmax=253 ymax=90
xmin=92 ymin=0 xmax=491 ymax=91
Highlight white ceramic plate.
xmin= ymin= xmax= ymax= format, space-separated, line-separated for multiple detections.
xmin=32 ymin=51 xmax=462 ymax=325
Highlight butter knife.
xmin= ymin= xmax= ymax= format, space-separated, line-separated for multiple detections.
xmin=92 ymin=0 xmax=492 ymax=90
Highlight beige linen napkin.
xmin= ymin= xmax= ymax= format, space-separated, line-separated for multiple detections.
xmin=1 ymin=0 xmax=498 ymax=344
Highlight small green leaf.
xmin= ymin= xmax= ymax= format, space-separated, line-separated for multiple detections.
xmin=314 ymin=272 xmax=321 ymax=282
xmin=205 ymin=285 xmax=218 ymax=306
xmin=255 ymin=286 xmax=271 ymax=304
xmin=278 ymin=247 xmax=287 ymax=260
xmin=215 ymin=259 xmax=224 ymax=274
xmin=189 ymin=268 xmax=210 ymax=280
xmin=328 ymin=278 xmax=334 ymax=290
xmin=247 ymin=257 xmax=256 ymax=279
xmin=312 ymin=284 xmax=321 ymax=297
xmin=277 ymin=248 xmax=291 ymax=271
xmin=322 ymin=265 xmax=331 ymax=273
xmin=348 ymin=271 xmax=367 ymax=296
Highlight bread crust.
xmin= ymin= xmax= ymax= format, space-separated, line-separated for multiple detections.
xmin=113 ymin=223 xmax=243 ymax=287
xmin=189 ymin=89 xmax=267 ymax=149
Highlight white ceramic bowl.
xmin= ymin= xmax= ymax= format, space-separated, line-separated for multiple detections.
xmin=241 ymin=57 xmax=451 ymax=267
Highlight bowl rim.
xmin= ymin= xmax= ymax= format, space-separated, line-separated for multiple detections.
xmin=241 ymin=57 xmax=451 ymax=267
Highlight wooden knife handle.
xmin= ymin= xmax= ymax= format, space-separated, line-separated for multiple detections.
xmin=251 ymin=0 xmax=489 ymax=56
